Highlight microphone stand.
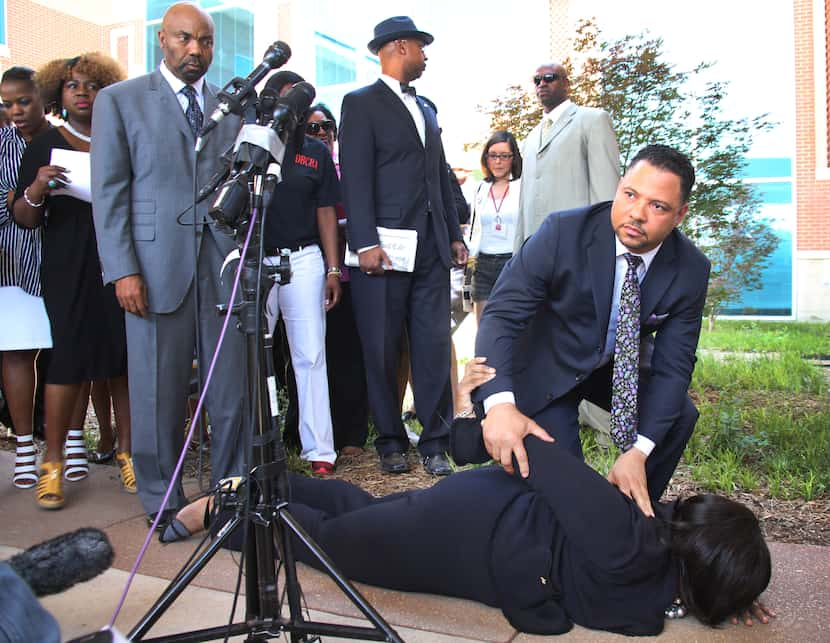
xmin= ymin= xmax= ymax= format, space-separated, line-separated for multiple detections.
xmin=128 ymin=125 xmax=402 ymax=643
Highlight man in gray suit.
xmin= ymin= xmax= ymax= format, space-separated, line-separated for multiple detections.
xmin=513 ymin=62 xmax=621 ymax=252
xmin=91 ymin=3 xmax=246 ymax=525
xmin=514 ymin=61 xmax=621 ymax=439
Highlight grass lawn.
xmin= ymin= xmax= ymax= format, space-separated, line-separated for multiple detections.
xmin=585 ymin=321 xmax=830 ymax=501
xmin=697 ymin=319 xmax=830 ymax=356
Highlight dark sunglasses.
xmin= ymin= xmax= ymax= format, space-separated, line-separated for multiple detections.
xmin=533 ymin=73 xmax=561 ymax=86
xmin=306 ymin=120 xmax=335 ymax=135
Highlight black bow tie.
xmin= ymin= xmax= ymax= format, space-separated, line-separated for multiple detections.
xmin=400 ymin=83 xmax=417 ymax=97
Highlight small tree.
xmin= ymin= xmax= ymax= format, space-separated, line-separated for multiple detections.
xmin=477 ymin=18 xmax=779 ymax=329
xmin=470 ymin=84 xmax=541 ymax=149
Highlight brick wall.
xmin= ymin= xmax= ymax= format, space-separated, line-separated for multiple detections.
xmin=0 ymin=0 xmax=110 ymax=71
xmin=548 ymin=0 xmax=573 ymax=62
xmin=794 ymin=0 xmax=830 ymax=252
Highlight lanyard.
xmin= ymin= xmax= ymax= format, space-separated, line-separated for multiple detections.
xmin=489 ymin=182 xmax=509 ymax=213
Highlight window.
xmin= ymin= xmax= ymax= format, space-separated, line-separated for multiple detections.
xmin=145 ymin=1 xmax=253 ymax=90
xmin=315 ymin=32 xmax=356 ymax=87
xmin=722 ymin=158 xmax=794 ymax=317
xmin=0 ymin=0 xmax=6 ymax=46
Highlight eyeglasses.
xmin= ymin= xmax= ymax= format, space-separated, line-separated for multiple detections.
xmin=487 ymin=153 xmax=514 ymax=161
xmin=306 ymin=120 xmax=335 ymax=135
xmin=533 ymin=73 xmax=561 ymax=86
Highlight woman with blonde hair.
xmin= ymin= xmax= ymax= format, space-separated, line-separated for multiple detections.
xmin=13 ymin=52 xmax=132 ymax=509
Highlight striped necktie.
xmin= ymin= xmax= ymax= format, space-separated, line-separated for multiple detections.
xmin=181 ymin=85 xmax=203 ymax=137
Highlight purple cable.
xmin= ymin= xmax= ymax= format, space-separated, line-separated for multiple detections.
xmin=108 ymin=206 xmax=259 ymax=628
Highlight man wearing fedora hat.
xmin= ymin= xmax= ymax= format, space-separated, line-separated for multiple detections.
xmin=338 ymin=16 xmax=467 ymax=476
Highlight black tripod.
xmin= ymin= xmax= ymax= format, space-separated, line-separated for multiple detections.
xmin=128 ymin=121 xmax=403 ymax=643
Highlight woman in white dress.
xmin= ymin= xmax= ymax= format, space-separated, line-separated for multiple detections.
xmin=0 ymin=67 xmax=52 ymax=489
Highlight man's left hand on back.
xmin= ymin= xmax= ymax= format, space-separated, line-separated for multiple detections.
xmin=607 ymin=448 xmax=653 ymax=517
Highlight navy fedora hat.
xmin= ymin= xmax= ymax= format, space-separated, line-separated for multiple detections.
xmin=367 ymin=16 xmax=434 ymax=54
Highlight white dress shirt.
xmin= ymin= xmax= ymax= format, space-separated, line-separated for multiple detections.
xmin=484 ymin=235 xmax=664 ymax=457
xmin=379 ymin=74 xmax=425 ymax=145
xmin=540 ymin=99 xmax=572 ymax=142
xmin=358 ymin=75 xmax=428 ymax=255
xmin=159 ymin=62 xmax=206 ymax=114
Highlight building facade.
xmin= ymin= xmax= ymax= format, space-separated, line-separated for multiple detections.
xmin=793 ymin=0 xmax=830 ymax=320
xmin=2 ymin=1 xmax=827 ymax=319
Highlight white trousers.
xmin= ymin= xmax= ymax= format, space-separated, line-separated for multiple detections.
xmin=265 ymin=245 xmax=336 ymax=463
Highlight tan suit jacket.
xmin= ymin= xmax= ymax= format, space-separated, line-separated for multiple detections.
xmin=514 ymin=104 xmax=620 ymax=252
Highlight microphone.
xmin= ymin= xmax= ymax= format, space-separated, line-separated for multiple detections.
xmin=197 ymin=41 xmax=291 ymax=147
xmin=8 ymin=528 xmax=114 ymax=597
xmin=269 ymin=81 xmax=316 ymax=140
xmin=256 ymin=88 xmax=279 ymax=125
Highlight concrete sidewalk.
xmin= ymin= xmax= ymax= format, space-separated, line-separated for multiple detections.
xmin=1 ymin=450 xmax=828 ymax=642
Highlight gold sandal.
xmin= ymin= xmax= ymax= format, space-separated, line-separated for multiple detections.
xmin=36 ymin=461 xmax=65 ymax=510
xmin=116 ymin=453 xmax=137 ymax=494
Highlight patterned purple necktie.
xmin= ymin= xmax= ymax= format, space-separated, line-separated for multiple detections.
xmin=181 ymin=85 xmax=203 ymax=137
xmin=610 ymin=253 xmax=643 ymax=450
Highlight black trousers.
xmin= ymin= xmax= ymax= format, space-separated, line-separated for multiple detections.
xmin=532 ymin=363 xmax=697 ymax=500
xmin=325 ymin=282 xmax=369 ymax=450
xmin=349 ymin=225 xmax=452 ymax=457
xmin=284 ymin=471 xmax=502 ymax=605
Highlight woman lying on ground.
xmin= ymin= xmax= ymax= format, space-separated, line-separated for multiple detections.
xmin=163 ymin=358 xmax=773 ymax=636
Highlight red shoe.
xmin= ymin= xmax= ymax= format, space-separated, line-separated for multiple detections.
xmin=311 ymin=461 xmax=335 ymax=475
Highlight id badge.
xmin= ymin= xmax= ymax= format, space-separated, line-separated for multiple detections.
xmin=490 ymin=215 xmax=508 ymax=240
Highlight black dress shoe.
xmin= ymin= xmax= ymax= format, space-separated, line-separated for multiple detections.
xmin=379 ymin=451 xmax=410 ymax=474
xmin=147 ymin=508 xmax=178 ymax=531
xmin=422 ymin=453 xmax=453 ymax=476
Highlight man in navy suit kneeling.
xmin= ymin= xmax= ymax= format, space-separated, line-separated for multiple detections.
xmin=475 ymin=144 xmax=710 ymax=515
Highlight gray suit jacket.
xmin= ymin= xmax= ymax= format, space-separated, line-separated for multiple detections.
xmin=514 ymin=104 xmax=620 ymax=252
xmin=91 ymin=69 xmax=240 ymax=314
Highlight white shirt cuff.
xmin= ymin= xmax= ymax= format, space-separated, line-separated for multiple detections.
xmin=632 ymin=434 xmax=655 ymax=457
xmin=357 ymin=244 xmax=379 ymax=253
xmin=484 ymin=392 xmax=516 ymax=414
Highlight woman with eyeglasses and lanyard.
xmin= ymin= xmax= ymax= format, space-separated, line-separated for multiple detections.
xmin=260 ymin=74 xmax=341 ymax=476
xmin=306 ymin=103 xmax=370 ymax=458
xmin=13 ymin=53 xmax=133 ymax=509
xmin=469 ymin=131 xmax=522 ymax=324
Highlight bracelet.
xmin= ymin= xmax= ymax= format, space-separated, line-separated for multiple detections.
xmin=454 ymin=406 xmax=475 ymax=420
xmin=23 ymin=187 xmax=45 ymax=208
xmin=326 ymin=266 xmax=342 ymax=277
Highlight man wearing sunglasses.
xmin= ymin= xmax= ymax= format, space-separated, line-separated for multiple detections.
xmin=514 ymin=62 xmax=620 ymax=253
xmin=338 ymin=16 xmax=467 ymax=476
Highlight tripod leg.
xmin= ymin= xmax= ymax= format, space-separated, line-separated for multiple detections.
xmin=129 ymin=514 xmax=245 ymax=641
xmin=278 ymin=507 xmax=404 ymax=643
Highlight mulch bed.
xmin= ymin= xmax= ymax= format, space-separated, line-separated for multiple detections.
xmin=4 ymin=426 xmax=827 ymax=546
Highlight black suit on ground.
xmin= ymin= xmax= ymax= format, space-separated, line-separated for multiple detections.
xmin=286 ymin=435 xmax=678 ymax=636
xmin=476 ymin=203 xmax=711 ymax=498
xmin=338 ymin=80 xmax=463 ymax=457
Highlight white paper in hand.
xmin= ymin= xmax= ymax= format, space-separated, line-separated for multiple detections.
xmin=345 ymin=227 xmax=418 ymax=272
xmin=49 ymin=148 xmax=91 ymax=203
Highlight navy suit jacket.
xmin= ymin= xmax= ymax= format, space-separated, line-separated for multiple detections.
xmin=475 ymin=202 xmax=711 ymax=448
xmin=338 ymin=80 xmax=462 ymax=268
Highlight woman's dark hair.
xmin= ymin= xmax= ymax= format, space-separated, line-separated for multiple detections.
xmin=628 ymin=144 xmax=695 ymax=203
xmin=1 ymin=66 xmax=37 ymax=87
xmin=309 ymin=102 xmax=337 ymax=138
xmin=671 ymin=494 xmax=771 ymax=626
xmin=480 ymin=130 xmax=522 ymax=182
xmin=36 ymin=52 xmax=125 ymax=116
